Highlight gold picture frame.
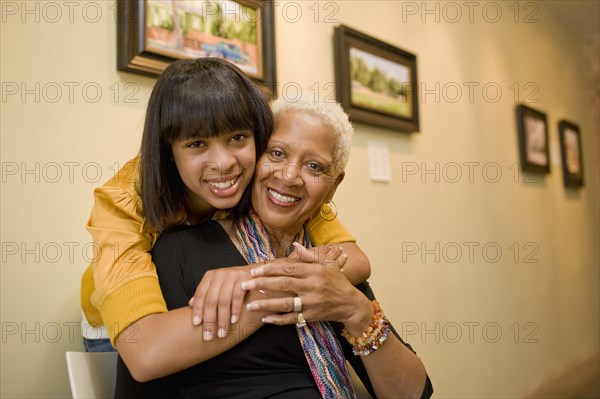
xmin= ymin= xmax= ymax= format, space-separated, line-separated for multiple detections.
xmin=117 ymin=0 xmax=276 ymax=96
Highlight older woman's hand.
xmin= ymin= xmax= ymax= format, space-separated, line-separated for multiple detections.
xmin=241 ymin=261 xmax=371 ymax=329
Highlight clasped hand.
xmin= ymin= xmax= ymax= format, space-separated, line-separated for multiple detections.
xmin=241 ymin=244 xmax=359 ymax=326
xmin=188 ymin=244 xmax=348 ymax=340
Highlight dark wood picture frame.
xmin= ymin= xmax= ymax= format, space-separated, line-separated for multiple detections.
xmin=334 ymin=25 xmax=419 ymax=133
xmin=117 ymin=0 xmax=277 ymax=96
xmin=558 ymin=120 xmax=584 ymax=187
xmin=516 ymin=104 xmax=550 ymax=174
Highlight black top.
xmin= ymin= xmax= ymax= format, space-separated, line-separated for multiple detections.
xmin=115 ymin=221 xmax=433 ymax=399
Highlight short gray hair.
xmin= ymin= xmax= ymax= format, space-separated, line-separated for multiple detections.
xmin=271 ymin=96 xmax=353 ymax=175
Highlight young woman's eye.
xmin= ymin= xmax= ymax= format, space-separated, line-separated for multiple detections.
xmin=188 ymin=141 xmax=206 ymax=148
xmin=231 ymin=134 xmax=247 ymax=142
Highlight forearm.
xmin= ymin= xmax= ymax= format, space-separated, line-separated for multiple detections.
xmin=345 ymin=294 xmax=426 ymax=398
xmin=116 ymin=290 xmax=268 ymax=382
xmin=337 ymin=242 xmax=371 ymax=285
xmin=360 ymin=338 xmax=427 ymax=398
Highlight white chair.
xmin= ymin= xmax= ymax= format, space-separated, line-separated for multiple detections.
xmin=65 ymin=351 xmax=117 ymax=399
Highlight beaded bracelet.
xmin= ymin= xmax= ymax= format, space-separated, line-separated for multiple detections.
xmin=341 ymin=300 xmax=391 ymax=356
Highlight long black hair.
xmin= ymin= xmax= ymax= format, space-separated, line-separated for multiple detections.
xmin=140 ymin=58 xmax=273 ymax=232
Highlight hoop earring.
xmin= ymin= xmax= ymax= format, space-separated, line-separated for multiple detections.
xmin=319 ymin=201 xmax=338 ymax=221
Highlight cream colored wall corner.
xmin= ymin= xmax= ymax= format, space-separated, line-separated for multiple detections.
xmin=1 ymin=1 xmax=598 ymax=397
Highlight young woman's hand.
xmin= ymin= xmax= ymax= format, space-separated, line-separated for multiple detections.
xmin=188 ymin=265 xmax=252 ymax=341
xmin=289 ymin=243 xmax=348 ymax=270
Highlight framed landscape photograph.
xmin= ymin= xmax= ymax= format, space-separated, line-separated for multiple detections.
xmin=117 ymin=0 xmax=276 ymax=96
xmin=516 ymin=104 xmax=550 ymax=173
xmin=558 ymin=120 xmax=584 ymax=187
xmin=334 ymin=25 xmax=419 ymax=132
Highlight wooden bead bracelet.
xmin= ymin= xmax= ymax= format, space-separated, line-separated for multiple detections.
xmin=341 ymin=300 xmax=391 ymax=356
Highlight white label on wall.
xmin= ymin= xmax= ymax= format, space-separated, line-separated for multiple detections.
xmin=367 ymin=141 xmax=391 ymax=182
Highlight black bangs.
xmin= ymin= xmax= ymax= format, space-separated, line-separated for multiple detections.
xmin=160 ymin=59 xmax=256 ymax=144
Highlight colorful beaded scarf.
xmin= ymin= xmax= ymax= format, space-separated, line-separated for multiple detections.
xmin=235 ymin=208 xmax=356 ymax=399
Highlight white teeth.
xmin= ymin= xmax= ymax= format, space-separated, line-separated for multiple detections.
xmin=268 ymin=189 xmax=298 ymax=203
xmin=207 ymin=178 xmax=236 ymax=189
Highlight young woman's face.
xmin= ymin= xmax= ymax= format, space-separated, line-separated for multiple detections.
xmin=172 ymin=130 xmax=256 ymax=217
xmin=252 ymin=111 xmax=343 ymax=234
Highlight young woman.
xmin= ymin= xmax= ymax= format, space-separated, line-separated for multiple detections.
xmin=80 ymin=58 xmax=370 ymax=351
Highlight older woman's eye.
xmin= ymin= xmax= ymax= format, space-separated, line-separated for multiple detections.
xmin=306 ymin=162 xmax=324 ymax=173
xmin=269 ymin=149 xmax=285 ymax=158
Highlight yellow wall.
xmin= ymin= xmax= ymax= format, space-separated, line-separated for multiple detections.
xmin=1 ymin=1 xmax=598 ymax=397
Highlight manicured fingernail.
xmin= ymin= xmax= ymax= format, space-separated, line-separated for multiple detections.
xmin=231 ymin=315 xmax=238 ymax=324
xmin=204 ymin=331 xmax=213 ymax=341
xmin=246 ymin=302 xmax=259 ymax=310
xmin=192 ymin=315 xmax=201 ymax=326
xmin=251 ymin=267 xmax=264 ymax=277
xmin=218 ymin=328 xmax=226 ymax=338
xmin=241 ymin=281 xmax=256 ymax=290
xmin=262 ymin=317 xmax=274 ymax=324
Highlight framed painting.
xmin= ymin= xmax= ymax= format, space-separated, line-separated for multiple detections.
xmin=117 ymin=0 xmax=276 ymax=96
xmin=334 ymin=25 xmax=419 ymax=132
xmin=558 ymin=120 xmax=584 ymax=187
xmin=516 ymin=104 xmax=550 ymax=173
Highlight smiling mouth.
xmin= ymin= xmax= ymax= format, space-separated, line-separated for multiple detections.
xmin=206 ymin=177 xmax=237 ymax=189
xmin=204 ymin=175 xmax=241 ymax=197
xmin=267 ymin=188 xmax=301 ymax=204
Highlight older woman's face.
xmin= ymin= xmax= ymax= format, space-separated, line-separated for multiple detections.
xmin=252 ymin=111 xmax=343 ymax=233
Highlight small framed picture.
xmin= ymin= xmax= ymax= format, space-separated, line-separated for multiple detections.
xmin=334 ymin=25 xmax=419 ymax=133
xmin=516 ymin=104 xmax=550 ymax=173
xmin=117 ymin=0 xmax=277 ymax=96
xmin=558 ymin=120 xmax=584 ymax=187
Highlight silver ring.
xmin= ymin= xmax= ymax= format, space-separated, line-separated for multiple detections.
xmin=293 ymin=296 xmax=302 ymax=312
xmin=296 ymin=312 xmax=307 ymax=328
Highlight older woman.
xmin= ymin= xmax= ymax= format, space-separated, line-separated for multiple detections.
xmin=115 ymin=98 xmax=433 ymax=398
